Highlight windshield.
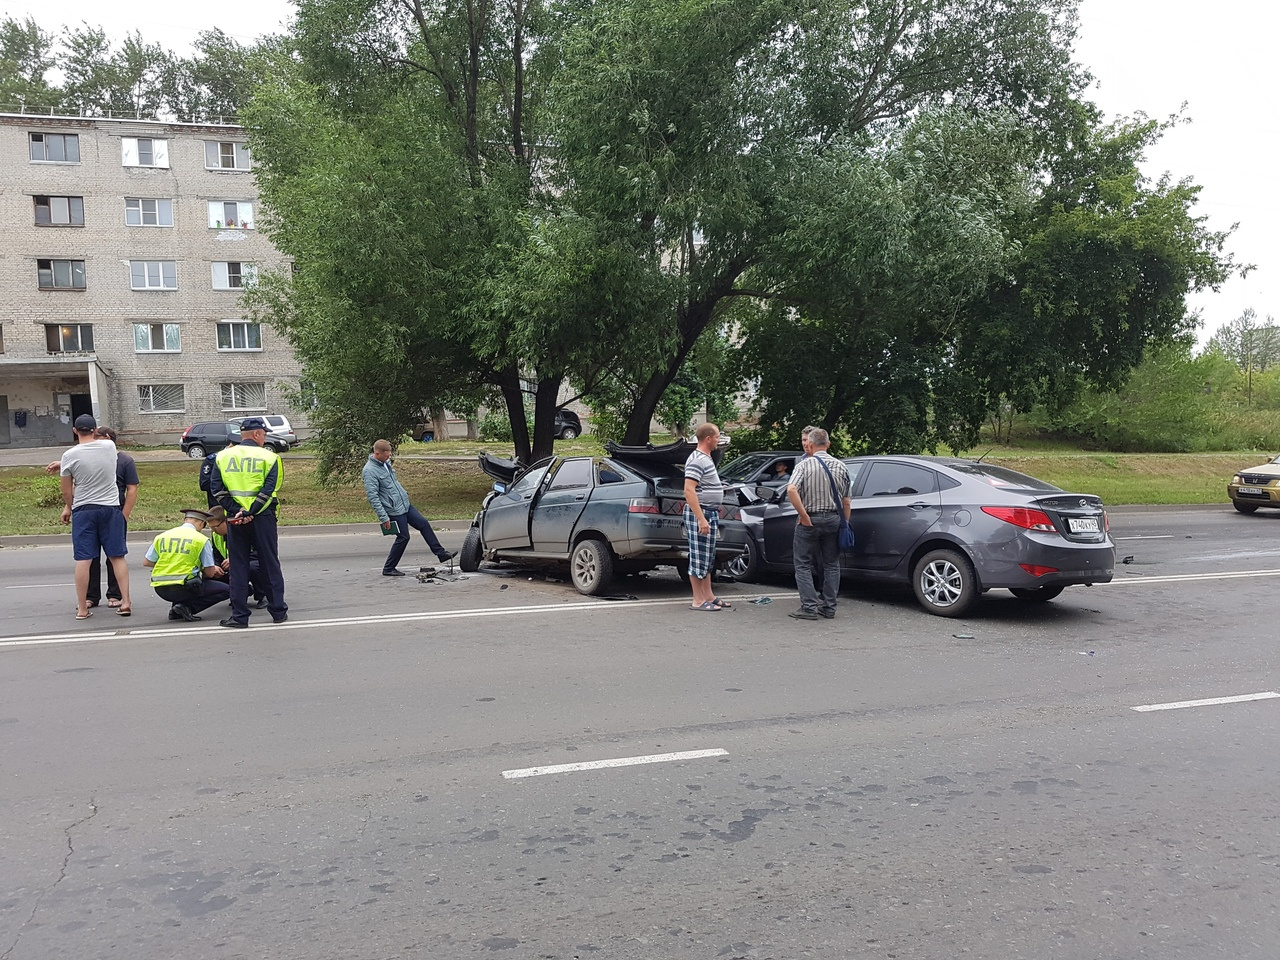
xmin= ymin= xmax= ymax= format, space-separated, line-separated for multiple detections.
xmin=718 ymin=454 xmax=772 ymax=482
xmin=948 ymin=462 xmax=1061 ymax=491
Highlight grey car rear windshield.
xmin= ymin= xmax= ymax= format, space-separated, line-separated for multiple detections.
xmin=949 ymin=462 xmax=1061 ymax=491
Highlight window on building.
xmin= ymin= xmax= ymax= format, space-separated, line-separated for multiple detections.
xmin=138 ymin=383 xmax=185 ymax=413
xmin=45 ymin=324 xmax=94 ymax=353
xmin=129 ymin=260 xmax=178 ymax=290
xmin=121 ymin=137 xmax=169 ymax=168
xmin=211 ymin=261 xmax=258 ymax=289
xmin=220 ymin=381 xmax=266 ymax=411
xmin=133 ymin=322 xmax=181 ymax=352
xmin=207 ymin=200 xmax=254 ymax=229
xmin=0 ymin=325 xmax=6 ymax=354
xmin=37 ymin=259 xmax=86 ymax=290
xmin=124 ymin=198 xmax=174 ymax=227
xmin=30 ymin=132 xmax=80 ymax=162
xmin=216 ymin=321 xmax=262 ymax=351
xmin=34 ymin=196 xmax=85 ymax=226
xmin=204 ymin=141 xmax=251 ymax=170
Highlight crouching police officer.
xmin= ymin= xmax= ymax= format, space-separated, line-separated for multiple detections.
xmin=210 ymin=416 xmax=288 ymax=628
xmin=142 ymin=508 xmax=230 ymax=622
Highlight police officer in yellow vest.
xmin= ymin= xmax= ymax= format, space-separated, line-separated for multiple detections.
xmin=142 ymin=508 xmax=230 ymax=622
xmin=210 ymin=417 xmax=288 ymax=628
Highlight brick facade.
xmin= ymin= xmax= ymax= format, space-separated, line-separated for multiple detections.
xmin=0 ymin=113 xmax=307 ymax=447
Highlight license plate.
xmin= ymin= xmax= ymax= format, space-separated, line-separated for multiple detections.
xmin=1067 ymin=517 xmax=1100 ymax=534
xmin=1237 ymin=488 xmax=1266 ymax=497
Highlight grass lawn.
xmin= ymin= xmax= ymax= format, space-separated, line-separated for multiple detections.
xmin=0 ymin=445 xmax=1260 ymax=538
xmin=0 ymin=458 xmax=493 ymax=538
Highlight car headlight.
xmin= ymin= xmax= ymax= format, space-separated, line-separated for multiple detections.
xmin=1231 ymin=475 xmax=1242 ymax=484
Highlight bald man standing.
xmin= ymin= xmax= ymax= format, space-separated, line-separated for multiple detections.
xmin=362 ymin=439 xmax=456 ymax=577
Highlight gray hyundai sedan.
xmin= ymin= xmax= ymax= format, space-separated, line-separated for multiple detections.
xmin=723 ymin=455 xmax=1115 ymax=617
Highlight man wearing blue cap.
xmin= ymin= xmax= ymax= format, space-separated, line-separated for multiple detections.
xmin=210 ymin=417 xmax=288 ymax=628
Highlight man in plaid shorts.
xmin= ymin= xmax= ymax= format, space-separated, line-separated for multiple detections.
xmin=683 ymin=423 xmax=727 ymax=611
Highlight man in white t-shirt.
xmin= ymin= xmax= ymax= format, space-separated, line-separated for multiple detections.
xmin=60 ymin=414 xmax=132 ymax=620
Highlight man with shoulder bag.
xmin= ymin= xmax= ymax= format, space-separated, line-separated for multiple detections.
xmin=785 ymin=427 xmax=852 ymax=621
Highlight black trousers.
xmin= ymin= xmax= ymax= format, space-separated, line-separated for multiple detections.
xmin=155 ymin=579 xmax=230 ymax=614
xmin=227 ymin=507 xmax=287 ymax=623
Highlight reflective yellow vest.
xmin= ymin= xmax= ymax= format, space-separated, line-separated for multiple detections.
xmin=210 ymin=529 xmax=227 ymax=561
xmin=149 ymin=525 xmax=209 ymax=587
xmin=215 ymin=443 xmax=282 ymax=511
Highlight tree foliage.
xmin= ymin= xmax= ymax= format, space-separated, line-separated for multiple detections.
xmin=1204 ymin=308 xmax=1280 ymax=374
xmin=0 ymin=15 xmax=277 ymax=119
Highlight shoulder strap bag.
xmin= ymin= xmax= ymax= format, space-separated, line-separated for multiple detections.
xmin=814 ymin=456 xmax=856 ymax=551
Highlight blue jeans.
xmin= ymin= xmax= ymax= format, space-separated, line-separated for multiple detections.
xmin=793 ymin=512 xmax=842 ymax=613
xmin=385 ymin=505 xmax=448 ymax=572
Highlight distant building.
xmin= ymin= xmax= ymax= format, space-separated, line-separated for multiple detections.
xmin=0 ymin=112 xmax=306 ymax=448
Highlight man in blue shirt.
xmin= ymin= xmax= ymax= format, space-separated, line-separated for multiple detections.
xmin=362 ymin=439 xmax=456 ymax=577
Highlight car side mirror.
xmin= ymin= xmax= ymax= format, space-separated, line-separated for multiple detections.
xmin=755 ymin=484 xmax=781 ymax=502
xmin=493 ymin=482 xmax=506 ymax=494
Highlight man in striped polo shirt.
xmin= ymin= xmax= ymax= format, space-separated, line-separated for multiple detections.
xmin=786 ymin=427 xmax=851 ymax=620
xmin=683 ymin=422 xmax=726 ymax=611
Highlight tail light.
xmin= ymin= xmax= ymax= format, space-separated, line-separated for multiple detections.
xmin=181 ymin=426 xmax=191 ymax=438
xmin=981 ymin=506 xmax=1057 ymax=533
xmin=1104 ymin=511 xmax=1110 ymax=533
xmin=1020 ymin=563 xmax=1059 ymax=577
xmin=628 ymin=499 xmax=660 ymax=514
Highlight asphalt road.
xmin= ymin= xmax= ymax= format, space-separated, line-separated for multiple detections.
xmin=1 ymin=507 xmax=1277 ymax=959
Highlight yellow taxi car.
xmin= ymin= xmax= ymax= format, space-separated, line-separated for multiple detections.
xmin=1228 ymin=454 xmax=1280 ymax=513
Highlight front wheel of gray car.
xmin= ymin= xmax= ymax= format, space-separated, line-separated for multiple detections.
xmin=1233 ymin=501 xmax=1259 ymax=514
xmin=459 ymin=527 xmax=483 ymax=572
xmin=912 ymin=549 xmax=978 ymax=618
xmin=718 ymin=539 xmax=759 ymax=582
xmin=570 ymin=538 xmax=614 ymax=595
xmin=1009 ymin=584 xmax=1065 ymax=603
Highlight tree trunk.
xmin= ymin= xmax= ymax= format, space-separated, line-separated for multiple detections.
xmin=530 ymin=373 xmax=563 ymax=462
xmin=497 ymin=368 xmax=531 ymax=463
xmin=622 ymin=298 xmax=719 ymax=444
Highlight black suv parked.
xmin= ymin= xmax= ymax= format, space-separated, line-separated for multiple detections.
xmin=181 ymin=419 xmax=293 ymax=457
xmin=554 ymin=409 xmax=582 ymax=440
xmin=180 ymin=421 xmax=243 ymax=459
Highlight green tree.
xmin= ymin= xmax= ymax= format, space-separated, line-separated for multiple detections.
xmin=0 ymin=16 xmax=57 ymax=108
xmin=549 ymin=0 xmax=1088 ymax=444
xmin=1203 ymin=308 xmax=1280 ymax=407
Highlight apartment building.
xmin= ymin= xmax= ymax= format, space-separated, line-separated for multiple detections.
xmin=0 ymin=113 xmax=305 ymax=448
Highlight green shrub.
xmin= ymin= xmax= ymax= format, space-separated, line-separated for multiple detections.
xmin=30 ymin=475 xmax=62 ymax=508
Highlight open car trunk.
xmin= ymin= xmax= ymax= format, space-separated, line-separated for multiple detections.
xmin=476 ymin=451 xmax=524 ymax=485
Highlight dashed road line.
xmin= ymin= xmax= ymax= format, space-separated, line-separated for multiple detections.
xmin=502 ymin=748 xmax=729 ymax=780
xmin=1132 ymin=691 xmax=1280 ymax=713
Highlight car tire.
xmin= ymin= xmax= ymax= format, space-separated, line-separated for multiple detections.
xmin=1009 ymin=584 xmax=1065 ymax=603
xmin=1233 ymin=501 xmax=1259 ymax=514
xmin=912 ymin=548 xmax=978 ymax=618
xmin=420 ymin=431 xmax=434 ymax=443
xmin=186 ymin=444 xmax=206 ymax=459
xmin=459 ymin=527 xmax=483 ymax=572
xmin=559 ymin=426 xmax=580 ymax=440
xmin=718 ymin=538 xmax=760 ymax=582
xmin=570 ymin=538 xmax=614 ymax=595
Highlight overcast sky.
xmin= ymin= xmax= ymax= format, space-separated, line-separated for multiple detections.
xmin=11 ymin=0 xmax=1277 ymax=342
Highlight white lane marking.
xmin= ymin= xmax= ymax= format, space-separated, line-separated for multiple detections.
xmin=1112 ymin=535 xmax=1174 ymax=540
xmin=502 ymin=748 xmax=729 ymax=780
xmin=0 ymin=594 xmax=793 ymax=649
xmin=4 ymin=583 xmax=73 ymax=589
xmin=1132 ymin=691 xmax=1280 ymax=713
xmin=1108 ymin=568 xmax=1280 ymax=586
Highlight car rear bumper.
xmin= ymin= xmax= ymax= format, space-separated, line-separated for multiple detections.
xmin=970 ymin=535 xmax=1115 ymax=588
